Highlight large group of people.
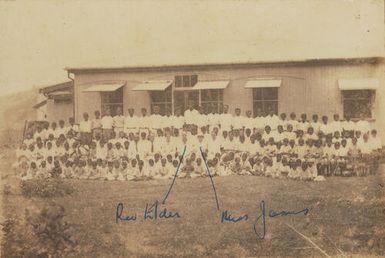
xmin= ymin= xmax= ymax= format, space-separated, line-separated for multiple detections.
xmin=14 ymin=103 xmax=382 ymax=182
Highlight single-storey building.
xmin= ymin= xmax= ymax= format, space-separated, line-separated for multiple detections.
xmin=49 ymin=56 xmax=385 ymax=141
xmin=33 ymin=81 xmax=74 ymax=122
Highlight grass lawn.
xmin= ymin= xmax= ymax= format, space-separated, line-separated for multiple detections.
xmin=2 ymin=147 xmax=385 ymax=257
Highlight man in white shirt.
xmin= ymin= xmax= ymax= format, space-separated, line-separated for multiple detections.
xmin=244 ymin=110 xmax=254 ymax=131
xmin=33 ymin=126 xmax=44 ymax=142
xmin=232 ymin=108 xmax=243 ymax=130
xmin=219 ymin=104 xmax=233 ymax=132
xmin=319 ymin=115 xmax=332 ymax=137
xmin=356 ymin=117 xmax=371 ymax=135
xmin=369 ymin=129 xmax=382 ymax=151
xmin=101 ymin=108 xmax=114 ymax=140
xmin=342 ymin=115 xmax=355 ymax=133
xmin=265 ymin=110 xmax=280 ymax=131
xmin=137 ymin=132 xmax=152 ymax=159
xmin=124 ymin=108 xmax=139 ymax=134
xmin=184 ymin=101 xmax=199 ymax=127
xmin=67 ymin=117 xmax=79 ymax=137
xmin=161 ymin=108 xmax=173 ymax=131
xmin=57 ymin=120 xmax=67 ymax=137
xmin=297 ymin=113 xmax=309 ymax=133
xmin=207 ymin=105 xmax=220 ymax=130
xmin=197 ymin=106 xmax=209 ymax=131
xmin=288 ymin=112 xmax=299 ymax=132
xmin=92 ymin=110 xmax=102 ymax=139
xmin=79 ymin=112 xmax=92 ymax=144
xmin=279 ymin=113 xmax=289 ymax=129
xmin=171 ymin=109 xmax=185 ymax=130
xmin=310 ymin=114 xmax=321 ymax=135
xmin=360 ymin=133 xmax=373 ymax=155
xmin=329 ymin=113 xmax=342 ymax=135
xmin=138 ymin=108 xmax=150 ymax=134
xmin=149 ymin=106 xmax=163 ymax=132
xmin=113 ymin=107 xmax=125 ymax=135
xmin=49 ymin=122 xmax=60 ymax=139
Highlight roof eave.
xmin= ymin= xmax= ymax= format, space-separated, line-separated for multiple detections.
xmin=64 ymin=56 xmax=383 ymax=74
xmin=39 ymin=81 xmax=74 ymax=94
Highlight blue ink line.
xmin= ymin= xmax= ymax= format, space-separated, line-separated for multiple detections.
xmin=200 ymin=147 xmax=220 ymax=211
xmin=162 ymin=145 xmax=187 ymax=204
xmin=269 ymin=207 xmax=310 ymax=217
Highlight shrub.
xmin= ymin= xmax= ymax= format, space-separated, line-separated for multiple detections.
xmin=1 ymin=203 xmax=78 ymax=258
xmin=21 ymin=179 xmax=74 ymax=198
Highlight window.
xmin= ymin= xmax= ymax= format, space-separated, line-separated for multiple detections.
xmin=175 ymin=75 xmax=198 ymax=88
xmin=201 ymin=89 xmax=223 ymax=113
xmin=101 ymin=87 xmax=123 ymax=116
xmin=342 ymin=90 xmax=375 ymax=119
xmin=252 ymin=88 xmax=278 ymax=117
xmin=150 ymin=87 xmax=172 ymax=115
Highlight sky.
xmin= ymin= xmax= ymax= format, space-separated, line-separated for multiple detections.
xmin=0 ymin=0 xmax=384 ymax=96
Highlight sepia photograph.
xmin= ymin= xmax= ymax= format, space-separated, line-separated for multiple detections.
xmin=0 ymin=0 xmax=385 ymax=257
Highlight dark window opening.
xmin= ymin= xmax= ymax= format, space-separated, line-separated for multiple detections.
xmin=252 ymin=88 xmax=278 ymax=117
xmin=342 ymin=90 xmax=374 ymax=120
xmin=101 ymin=87 xmax=123 ymax=116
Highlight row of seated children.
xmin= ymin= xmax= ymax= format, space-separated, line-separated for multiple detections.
xmin=19 ymin=142 xmax=359 ymax=182
xmin=21 ymin=125 xmax=381 ymax=160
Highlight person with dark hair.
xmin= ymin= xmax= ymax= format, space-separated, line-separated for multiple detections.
xmin=79 ymin=112 xmax=92 ymax=145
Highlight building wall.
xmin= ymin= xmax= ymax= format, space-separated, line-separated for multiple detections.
xmin=45 ymin=99 xmax=73 ymax=123
xmin=73 ymin=60 xmax=385 ymax=141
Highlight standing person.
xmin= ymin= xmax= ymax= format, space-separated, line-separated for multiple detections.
xmin=57 ymin=120 xmax=67 ymax=136
xmin=138 ymin=108 xmax=150 ymax=135
xmin=172 ymin=109 xmax=184 ymax=131
xmin=369 ymin=129 xmax=382 ymax=151
xmin=124 ymin=108 xmax=139 ymax=134
xmin=279 ymin=113 xmax=289 ymax=129
xmin=33 ymin=126 xmax=44 ymax=142
xmin=288 ymin=112 xmax=299 ymax=132
xmin=329 ymin=113 xmax=342 ymax=135
xmin=244 ymin=110 xmax=254 ymax=131
xmin=320 ymin=115 xmax=332 ymax=137
xmin=297 ymin=113 xmax=309 ymax=132
xmin=265 ymin=109 xmax=280 ymax=131
xmin=342 ymin=114 xmax=355 ymax=135
xmin=67 ymin=117 xmax=79 ymax=137
xmin=232 ymin=108 xmax=243 ymax=130
xmin=184 ymin=100 xmax=199 ymax=132
xmin=197 ymin=106 xmax=209 ymax=133
xmin=40 ymin=122 xmax=50 ymax=141
xmin=92 ymin=110 xmax=102 ymax=139
xmin=356 ymin=113 xmax=371 ymax=135
xmin=101 ymin=108 xmax=114 ymax=140
xmin=208 ymin=103 xmax=220 ymax=131
xmin=113 ymin=107 xmax=125 ymax=135
xmin=310 ymin=114 xmax=321 ymax=135
xmin=149 ymin=105 xmax=163 ymax=132
xmin=219 ymin=104 xmax=232 ymax=132
xmin=79 ymin=112 xmax=92 ymax=145
xmin=49 ymin=122 xmax=60 ymax=139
